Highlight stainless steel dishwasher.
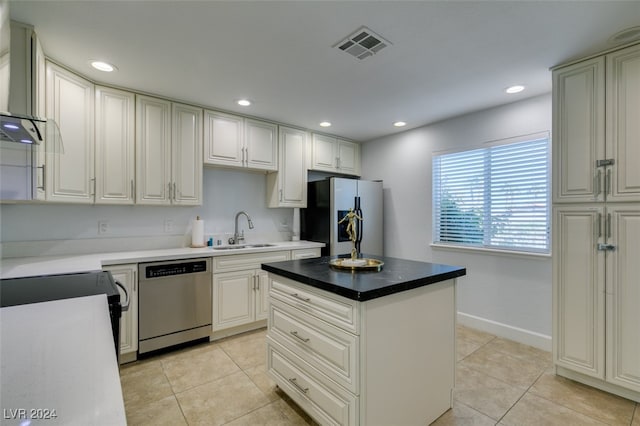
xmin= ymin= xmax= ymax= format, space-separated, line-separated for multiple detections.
xmin=138 ymin=258 xmax=212 ymax=354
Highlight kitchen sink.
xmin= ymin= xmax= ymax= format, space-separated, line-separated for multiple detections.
xmin=212 ymin=243 xmax=276 ymax=250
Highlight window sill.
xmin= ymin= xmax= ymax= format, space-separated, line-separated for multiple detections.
xmin=430 ymin=243 xmax=551 ymax=260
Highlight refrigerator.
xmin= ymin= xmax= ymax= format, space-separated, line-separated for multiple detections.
xmin=301 ymin=177 xmax=383 ymax=256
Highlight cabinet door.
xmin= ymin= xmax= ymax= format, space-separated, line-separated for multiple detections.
xmin=95 ymin=86 xmax=135 ymax=204
xmin=203 ymin=110 xmax=244 ymax=167
xmin=105 ymin=264 xmax=138 ymax=360
xmin=34 ymin=37 xmax=47 ymax=201
xmin=172 ymin=103 xmax=202 ymax=205
xmin=213 ymin=270 xmax=255 ymax=330
xmin=336 ymin=139 xmax=360 ymax=176
xmin=267 ymin=126 xmax=307 ymax=208
xmin=255 ymin=270 xmax=270 ymax=321
xmin=606 ymin=205 xmax=640 ymax=392
xmin=311 ymin=133 xmax=336 ymax=172
xmin=136 ymin=95 xmax=171 ymax=205
xmin=245 ymin=119 xmax=278 ymax=171
xmin=45 ymin=62 xmax=94 ymax=203
xmin=553 ymin=206 xmax=606 ymax=378
xmin=606 ymin=44 xmax=640 ymax=202
xmin=552 ymin=58 xmax=605 ymax=203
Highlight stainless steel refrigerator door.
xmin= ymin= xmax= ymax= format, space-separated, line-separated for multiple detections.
xmin=356 ymin=180 xmax=383 ymax=256
xmin=330 ymin=178 xmax=358 ymax=255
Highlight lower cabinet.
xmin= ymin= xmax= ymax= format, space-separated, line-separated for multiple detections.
xmin=212 ymin=251 xmax=291 ymax=336
xmin=103 ymin=263 xmax=138 ymax=364
xmin=267 ymin=273 xmax=457 ymax=426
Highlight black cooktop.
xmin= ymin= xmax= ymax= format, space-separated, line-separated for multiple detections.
xmin=0 ymin=271 xmax=120 ymax=307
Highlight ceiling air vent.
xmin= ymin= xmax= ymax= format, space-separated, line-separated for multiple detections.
xmin=334 ymin=26 xmax=391 ymax=60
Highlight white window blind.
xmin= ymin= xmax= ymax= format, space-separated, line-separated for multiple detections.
xmin=432 ymin=135 xmax=550 ymax=254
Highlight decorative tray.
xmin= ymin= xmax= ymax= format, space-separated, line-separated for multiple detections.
xmin=329 ymin=258 xmax=384 ymax=272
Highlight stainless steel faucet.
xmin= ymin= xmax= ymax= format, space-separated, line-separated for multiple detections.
xmin=229 ymin=211 xmax=254 ymax=245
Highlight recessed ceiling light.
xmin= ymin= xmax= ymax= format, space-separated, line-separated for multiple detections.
xmin=319 ymin=121 xmax=331 ymax=127
xmin=20 ymin=139 xmax=33 ymax=144
xmin=505 ymin=85 xmax=525 ymax=94
xmin=393 ymin=121 xmax=407 ymax=127
xmin=609 ymin=26 xmax=640 ymax=45
xmin=3 ymin=123 xmax=19 ymax=130
xmin=237 ymin=99 xmax=252 ymax=107
xmin=90 ymin=61 xmax=116 ymax=72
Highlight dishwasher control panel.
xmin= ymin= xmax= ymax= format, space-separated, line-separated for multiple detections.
xmin=143 ymin=260 xmax=208 ymax=279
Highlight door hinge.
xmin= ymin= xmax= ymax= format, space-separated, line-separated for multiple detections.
xmin=597 ymin=243 xmax=616 ymax=251
xmin=596 ymin=159 xmax=615 ymax=167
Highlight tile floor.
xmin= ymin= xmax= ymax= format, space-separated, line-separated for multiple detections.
xmin=120 ymin=326 xmax=640 ymax=426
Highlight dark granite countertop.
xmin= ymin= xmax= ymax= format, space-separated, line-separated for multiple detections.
xmin=261 ymin=255 xmax=466 ymax=301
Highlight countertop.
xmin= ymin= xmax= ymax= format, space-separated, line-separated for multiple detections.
xmin=0 ymin=294 xmax=126 ymax=425
xmin=261 ymin=254 xmax=466 ymax=301
xmin=0 ymin=240 xmax=324 ymax=279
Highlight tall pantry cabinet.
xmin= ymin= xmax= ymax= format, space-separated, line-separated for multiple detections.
xmin=552 ymin=42 xmax=640 ymax=402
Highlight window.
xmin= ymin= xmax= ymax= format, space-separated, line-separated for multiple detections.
xmin=432 ymin=133 xmax=550 ymax=254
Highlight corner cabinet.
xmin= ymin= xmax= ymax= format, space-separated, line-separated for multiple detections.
xmin=45 ymin=61 xmax=95 ymax=203
xmin=103 ymin=263 xmax=138 ymax=364
xmin=311 ymin=133 xmax=360 ymax=176
xmin=136 ymin=95 xmax=202 ymax=206
xmin=552 ymin=42 xmax=640 ymax=402
xmin=266 ymin=126 xmax=308 ymax=208
xmin=204 ymin=110 xmax=277 ymax=172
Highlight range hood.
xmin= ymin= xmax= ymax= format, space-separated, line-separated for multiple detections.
xmin=0 ymin=3 xmax=62 ymax=149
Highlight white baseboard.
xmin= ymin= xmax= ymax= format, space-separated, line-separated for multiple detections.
xmin=457 ymin=312 xmax=552 ymax=352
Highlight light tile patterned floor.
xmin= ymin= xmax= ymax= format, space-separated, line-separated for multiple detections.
xmin=120 ymin=326 xmax=640 ymax=425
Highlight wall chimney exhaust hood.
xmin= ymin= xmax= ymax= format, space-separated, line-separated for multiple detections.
xmin=0 ymin=3 xmax=62 ymax=150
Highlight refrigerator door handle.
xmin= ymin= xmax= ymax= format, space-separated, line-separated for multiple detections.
xmin=354 ymin=196 xmax=363 ymax=253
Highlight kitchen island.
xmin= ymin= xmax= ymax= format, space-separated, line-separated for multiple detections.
xmin=262 ymin=255 xmax=466 ymax=426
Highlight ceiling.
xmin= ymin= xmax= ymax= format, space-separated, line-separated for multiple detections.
xmin=8 ymin=1 xmax=640 ymax=142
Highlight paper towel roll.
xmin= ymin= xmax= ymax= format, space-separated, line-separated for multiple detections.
xmin=292 ymin=208 xmax=300 ymax=241
xmin=191 ymin=216 xmax=205 ymax=247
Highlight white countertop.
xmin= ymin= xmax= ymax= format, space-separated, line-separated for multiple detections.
xmin=0 ymin=240 xmax=324 ymax=279
xmin=0 ymin=295 xmax=126 ymax=425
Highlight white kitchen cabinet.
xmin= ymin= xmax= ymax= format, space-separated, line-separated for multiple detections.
xmin=267 ymin=273 xmax=456 ymax=425
xmin=553 ymin=42 xmax=640 ymax=403
xmin=136 ymin=95 xmax=171 ymax=205
xmin=204 ymin=110 xmax=277 ymax=171
xmin=311 ymin=133 xmax=360 ymax=176
xmin=291 ymin=247 xmax=322 ymax=260
xmin=95 ymin=86 xmax=135 ymax=204
xmin=605 ymin=44 xmax=640 ymax=203
xmin=553 ymin=43 xmax=640 ymax=204
xmin=211 ymin=251 xmax=290 ymax=337
xmin=34 ymin=36 xmax=46 ymax=201
xmin=103 ymin=263 xmax=138 ymax=364
xmin=45 ymin=61 xmax=94 ymax=203
xmin=266 ymin=126 xmax=308 ymax=208
xmin=136 ymin=95 xmax=202 ymax=205
xmin=171 ymin=102 xmax=203 ymax=205
xmin=605 ymin=205 xmax=640 ymax=393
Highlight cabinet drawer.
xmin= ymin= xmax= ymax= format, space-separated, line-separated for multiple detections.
xmin=267 ymin=338 xmax=357 ymax=426
xmin=213 ymin=251 xmax=289 ymax=273
xmin=269 ymin=275 xmax=359 ymax=334
xmin=291 ymin=248 xmax=321 ymax=259
xmin=269 ymin=299 xmax=359 ymax=393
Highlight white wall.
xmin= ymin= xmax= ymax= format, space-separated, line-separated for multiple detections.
xmin=361 ymin=93 xmax=552 ymax=350
xmin=0 ymin=167 xmax=294 ymax=252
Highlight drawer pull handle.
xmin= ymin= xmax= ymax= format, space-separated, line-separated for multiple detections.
xmin=290 ymin=330 xmax=310 ymax=343
xmin=291 ymin=293 xmax=311 ymax=302
xmin=288 ymin=377 xmax=309 ymax=394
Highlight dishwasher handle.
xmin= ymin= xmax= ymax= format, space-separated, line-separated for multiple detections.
xmin=115 ymin=281 xmax=130 ymax=312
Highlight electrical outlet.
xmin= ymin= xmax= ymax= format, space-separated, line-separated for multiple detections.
xmin=164 ymin=219 xmax=174 ymax=233
xmin=98 ymin=220 xmax=109 ymax=235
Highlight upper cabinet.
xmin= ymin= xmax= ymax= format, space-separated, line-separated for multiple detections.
xmin=266 ymin=126 xmax=308 ymax=208
xmin=204 ymin=111 xmax=277 ymax=172
xmin=553 ymin=43 xmax=640 ymax=203
xmin=95 ymin=86 xmax=135 ymax=204
xmin=136 ymin=95 xmax=202 ymax=206
xmin=45 ymin=61 xmax=95 ymax=203
xmin=310 ymin=133 xmax=360 ymax=176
